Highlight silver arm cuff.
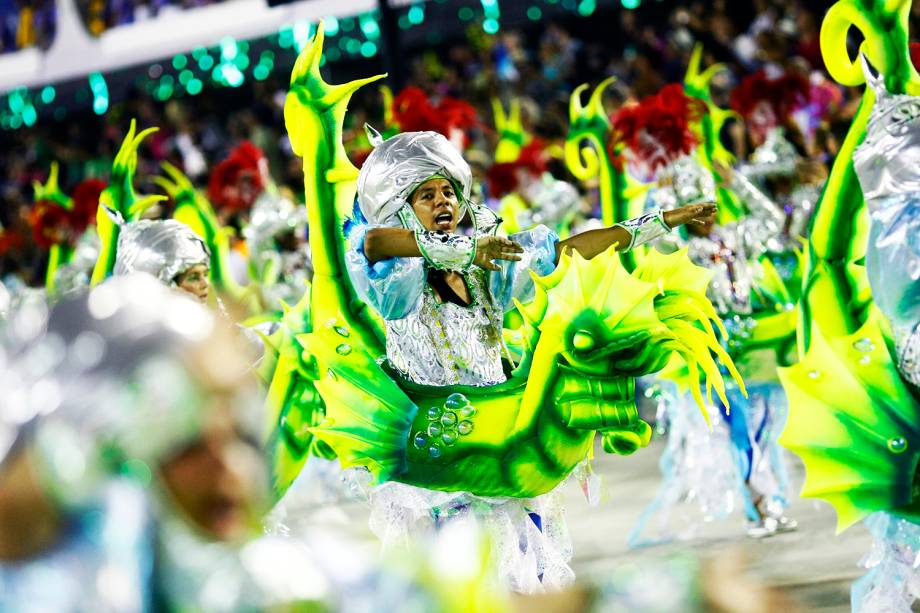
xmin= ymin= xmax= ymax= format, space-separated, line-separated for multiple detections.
xmin=415 ymin=230 xmax=477 ymax=272
xmin=614 ymin=210 xmax=671 ymax=251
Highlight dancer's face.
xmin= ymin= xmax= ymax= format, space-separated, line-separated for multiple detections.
xmin=175 ymin=264 xmax=210 ymax=303
xmin=411 ymin=178 xmax=461 ymax=233
xmin=158 ymin=400 xmax=265 ymax=542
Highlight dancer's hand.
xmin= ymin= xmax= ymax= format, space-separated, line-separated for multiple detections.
xmin=663 ymin=202 xmax=718 ymax=230
xmin=473 ymin=236 xmax=524 ymax=271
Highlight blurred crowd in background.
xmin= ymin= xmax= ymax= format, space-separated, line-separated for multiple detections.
xmin=0 ymin=0 xmax=906 ymax=286
xmin=1 ymin=0 xmax=230 ymax=52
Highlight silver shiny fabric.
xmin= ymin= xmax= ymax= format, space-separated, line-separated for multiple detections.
xmin=244 ymin=192 xmax=312 ymax=309
xmin=346 ymin=224 xmax=558 ymax=386
xmin=614 ymin=210 xmax=671 ymax=250
xmin=244 ymin=192 xmax=308 ymax=253
xmin=519 ymin=178 xmax=581 ymax=232
xmin=114 ymin=219 xmax=210 ymax=286
xmin=0 ymin=275 xmax=258 ymax=484
xmin=651 ymin=155 xmax=717 ymax=210
xmin=0 ymin=279 xmax=9 ymax=320
xmin=0 ymin=482 xmax=152 ymax=612
xmin=686 ymin=216 xmax=774 ymax=317
xmin=357 ymin=131 xmax=473 ymax=226
xmin=741 ymin=127 xmax=798 ymax=179
xmin=853 ymin=58 xmax=920 ymax=389
xmin=414 ymin=230 xmax=476 ymax=272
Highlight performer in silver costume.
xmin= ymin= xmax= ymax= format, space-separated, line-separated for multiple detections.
xmin=849 ymin=59 xmax=920 ymax=612
xmin=0 ymin=289 xmax=152 ymax=612
xmin=112 ymin=218 xmax=211 ymax=303
xmin=632 ymin=153 xmax=797 ymax=543
xmin=345 ymin=129 xmax=714 ymax=591
xmin=1 ymin=276 xmax=452 ymax=612
xmin=739 ymin=127 xmax=823 ymax=273
xmin=244 ymin=193 xmax=312 ymax=311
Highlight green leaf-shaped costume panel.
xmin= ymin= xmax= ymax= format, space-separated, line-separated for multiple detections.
xmin=273 ymin=24 xmax=743 ymax=501
xmin=564 ymin=78 xmax=649 ymax=259
xmin=32 ymin=162 xmax=75 ymax=292
xmin=779 ymin=0 xmax=920 ymax=531
xmin=780 ymin=311 xmax=920 ymax=531
xmin=91 ymin=120 xmax=166 ymax=285
xmin=683 ymin=44 xmax=744 ymax=223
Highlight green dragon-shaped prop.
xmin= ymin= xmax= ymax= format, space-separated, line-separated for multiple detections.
xmin=778 ymin=0 xmax=920 ymax=531
xmin=90 ymin=120 xmax=166 ymax=285
xmin=268 ymin=25 xmax=743 ymax=501
xmin=32 ymin=162 xmax=75 ymax=293
xmin=564 ymin=78 xmax=649 ymax=269
xmin=682 ymin=44 xmax=744 ymax=223
xmin=492 ymin=97 xmax=528 ymax=164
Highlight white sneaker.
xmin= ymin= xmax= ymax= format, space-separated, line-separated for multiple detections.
xmin=746 ymin=516 xmax=778 ymax=539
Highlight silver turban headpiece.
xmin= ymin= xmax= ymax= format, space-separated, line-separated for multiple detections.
xmin=743 ymin=127 xmax=798 ymax=179
xmin=113 ymin=219 xmax=210 ymax=286
xmin=357 ymin=128 xmax=473 ymax=227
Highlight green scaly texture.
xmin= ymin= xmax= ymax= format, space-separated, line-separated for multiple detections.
xmin=778 ymin=0 xmax=920 ymax=532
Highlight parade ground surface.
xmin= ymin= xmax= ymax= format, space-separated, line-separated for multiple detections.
xmin=299 ymin=439 xmax=871 ymax=612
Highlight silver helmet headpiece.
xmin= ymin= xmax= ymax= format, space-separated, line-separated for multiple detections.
xmin=654 ymin=155 xmax=717 ymax=210
xmin=113 ymin=219 xmax=210 ymax=286
xmin=243 ymin=193 xmax=308 ymax=251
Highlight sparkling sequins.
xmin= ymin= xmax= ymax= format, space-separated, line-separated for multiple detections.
xmin=385 ymin=270 xmax=505 ymax=387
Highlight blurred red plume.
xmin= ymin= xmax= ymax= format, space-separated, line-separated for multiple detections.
xmin=610 ymin=84 xmax=703 ymax=171
xmin=207 ymin=141 xmax=268 ymax=213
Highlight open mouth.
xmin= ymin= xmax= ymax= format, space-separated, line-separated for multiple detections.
xmin=434 ymin=212 xmax=453 ymax=230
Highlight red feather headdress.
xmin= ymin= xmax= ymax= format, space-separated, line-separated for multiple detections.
xmin=486 ymin=139 xmax=548 ymax=198
xmin=0 ymin=229 xmax=22 ymax=257
xmin=730 ymin=70 xmax=809 ymax=139
xmin=28 ymin=178 xmax=106 ymax=249
xmin=610 ymin=84 xmax=704 ymax=172
xmin=392 ymin=87 xmax=479 ymax=147
xmin=207 ymin=141 xmax=268 ymax=213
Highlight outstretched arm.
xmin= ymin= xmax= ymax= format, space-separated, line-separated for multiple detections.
xmin=556 ymin=203 xmax=717 ymax=261
xmin=364 ymin=227 xmax=523 ymax=271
